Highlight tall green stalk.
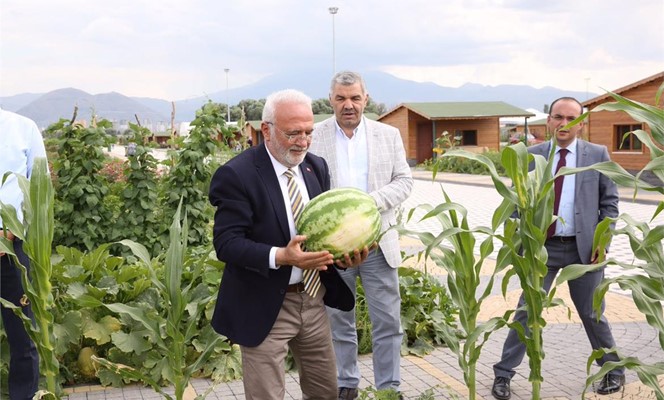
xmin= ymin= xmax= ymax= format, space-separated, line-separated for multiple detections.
xmin=556 ymin=85 xmax=664 ymax=399
xmin=397 ymin=187 xmax=509 ymax=400
xmin=88 ymin=202 xmax=223 ymax=400
xmin=0 ymin=158 xmax=60 ymax=398
xmin=442 ymin=143 xmax=563 ymax=399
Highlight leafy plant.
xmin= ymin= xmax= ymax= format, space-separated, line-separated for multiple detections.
xmin=117 ymin=122 xmax=163 ymax=255
xmin=398 ymin=267 xmax=457 ymax=356
xmin=555 ymin=84 xmax=664 ymax=399
xmin=87 ymin=204 xmax=234 ymax=400
xmin=436 ymin=142 xmax=567 ymax=399
xmin=355 ymin=267 xmax=458 ymax=357
xmin=0 ymin=158 xmax=60 ymax=398
xmin=358 ymin=387 xmax=439 ymax=400
xmin=162 ymin=102 xmax=228 ymax=246
xmin=50 ymin=243 xmax=151 ymax=385
xmin=48 ymin=116 xmax=114 ymax=251
xmin=419 ymin=150 xmax=506 ymax=176
xmin=355 ymin=281 xmax=373 ymax=355
xmin=397 ymin=187 xmax=507 ymax=400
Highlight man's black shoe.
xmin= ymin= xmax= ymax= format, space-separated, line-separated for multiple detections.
xmin=492 ymin=376 xmax=511 ymax=400
xmin=596 ymin=374 xmax=625 ymax=395
xmin=338 ymin=387 xmax=359 ymax=400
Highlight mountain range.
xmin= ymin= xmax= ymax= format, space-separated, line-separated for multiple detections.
xmin=0 ymin=69 xmax=595 ymax=129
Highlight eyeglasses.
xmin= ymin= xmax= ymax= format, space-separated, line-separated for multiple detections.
xmin=266 ymin=122 xmax=313 ymax=143
xmin=550 ymin=114 xmax=580 ymax=123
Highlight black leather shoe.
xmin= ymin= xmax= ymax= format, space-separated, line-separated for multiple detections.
xmin=338 ymin=387 xmax=359 ymax=400
xmin=596 ymin=373 xmax=625 ymax=395
xmin=492 ymin=376 xmax=511 ymax=400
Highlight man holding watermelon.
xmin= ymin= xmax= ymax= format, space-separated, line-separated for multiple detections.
xmin=309 ymin=71 xmax=414 ymax=399
xmin=209 ymin=89 xmax=368 ymax=399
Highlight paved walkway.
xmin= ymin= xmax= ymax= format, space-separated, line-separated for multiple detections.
xmin=410 ymin=168 xmax=663 ymax=205
xmin=63 ymin=169 xmax=663 ymax=399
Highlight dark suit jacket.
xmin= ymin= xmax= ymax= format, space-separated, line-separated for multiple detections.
xmin=529 ymin=139 xmax=619 ymax=264
xmin=208 ymin=144 xmax=355 ymax=347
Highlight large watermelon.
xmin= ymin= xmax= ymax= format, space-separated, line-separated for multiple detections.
xmin=296 ymin=187 xmax=381 ymax=259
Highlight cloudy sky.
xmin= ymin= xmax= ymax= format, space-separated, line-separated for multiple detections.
xmin=1 ymin=0 xmax=662 ymax=100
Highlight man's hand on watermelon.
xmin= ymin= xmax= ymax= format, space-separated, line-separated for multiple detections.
xmin=335 ymin=242 xmax=378 ymax=269
xmin=277 ymin=234 xmax=334 ymax=271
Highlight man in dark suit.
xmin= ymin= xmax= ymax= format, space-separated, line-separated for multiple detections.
xmin=209 ymin=89 xmax=364 ymax=399
xmin=491 ymin=97 xmax=624 ymax=399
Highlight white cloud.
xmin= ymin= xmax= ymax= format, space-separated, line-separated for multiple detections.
xmin=1 ymin=0 xmax=662 ymax=99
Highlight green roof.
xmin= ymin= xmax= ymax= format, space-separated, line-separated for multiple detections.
xmin=246 ymin=113 xmax=379 ymax=129
xmin=402 ymin=101 xmax=535 ymax=119
xmin=524 ymin=117 xmax=547 ymax=125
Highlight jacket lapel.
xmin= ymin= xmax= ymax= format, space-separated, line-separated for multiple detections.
xmin=299 ymin=160 xmax=323 ymax=199
xmin=322 ymin=119 xmax=340 ymax=188
xmin=575 ymin=139 xmax=589 ymax=196
xmin=365 ymin=119 xmax=378 ymax=192
xmin=255 ymin=145 xmax=290 ymax=240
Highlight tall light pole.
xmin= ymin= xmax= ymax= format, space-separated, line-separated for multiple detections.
xmin=224 ymin=68 xmax=230 ymax=122
xmin=328 ymin=7 xmax=339 ymax=75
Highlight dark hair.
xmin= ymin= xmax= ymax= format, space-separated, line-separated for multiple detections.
xmin=548 ymin=97 xmax=583 ymax=115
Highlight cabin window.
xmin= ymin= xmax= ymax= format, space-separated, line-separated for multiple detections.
xmin=457 ymin=130 xmax=478 ymax=146
xmin=614 ymin=124 xmax=643 ymax=151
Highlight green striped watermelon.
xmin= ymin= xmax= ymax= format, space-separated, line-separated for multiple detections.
xmin=296 ymin=187 xmax=381 ymax=259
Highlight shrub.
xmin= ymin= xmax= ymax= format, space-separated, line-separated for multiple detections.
xmin=355 ymin=267 xmax=458 ymax=356
xmin=418 ymin=150 xmax=506 ymax=176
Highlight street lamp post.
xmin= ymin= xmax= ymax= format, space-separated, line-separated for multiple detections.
xmin=328 ymin=7 xmax=338 ymax=75
xmin=224 ymin=68 xmax=230 ymax=122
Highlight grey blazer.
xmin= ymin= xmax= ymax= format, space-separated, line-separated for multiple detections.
xmin=529 ymin=139 xmax=619 ymax=263
xmin=309 ymin=117 xmax=414 ymax=268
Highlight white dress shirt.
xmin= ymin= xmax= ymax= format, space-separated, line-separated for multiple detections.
xmin=334 ymin=117 xmax=368 ymax=192
xmin=0 ymin=108 xmax=47 ymax=226
xmin=265 ymin=147 xmax=310 ymax=284
xmin=554 ymin=139 xmax=577 ymax=236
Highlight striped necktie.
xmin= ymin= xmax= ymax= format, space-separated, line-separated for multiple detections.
xmin=284 ymin=169 xmax=321 ymax=298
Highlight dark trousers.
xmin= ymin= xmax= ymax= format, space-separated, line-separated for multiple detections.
xmin=1 ymin=241 xmax=39 ymax=399
xmin=493 ymin=238 xmax=623 ymax=379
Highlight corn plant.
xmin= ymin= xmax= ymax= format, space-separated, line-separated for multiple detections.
xmin=0 ymin=158 xmax=60 ymax=398
xmin=556 ymin=85 xmax=664 ymax=399
xmin=434 ymin=142 xmax=567 ymax=399
xmin=86 ymin=203 xmax=232 ymax=400
xmin=396 ymin=187 xmax=508 ymax=400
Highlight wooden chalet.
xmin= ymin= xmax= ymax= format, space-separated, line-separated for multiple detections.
xmin=582 ymin=71 xmax=664 ymax=171
xmin=378 ymin=102 xmax=534 ymax=165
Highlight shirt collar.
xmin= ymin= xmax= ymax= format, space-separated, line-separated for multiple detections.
xmin=333 ymin=115 xmax=365 ymax=139
xmin=265 ymin=146 xmax=300 ymax=178
xmin=553 ymin=138 xmax=577 ymax=155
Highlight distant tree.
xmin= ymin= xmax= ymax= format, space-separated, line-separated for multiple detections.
xmin=237 ymin=98 xmax=265 ymax=120
xmin=543 ymin=104 xmax=549 ymax=114
xmin=312 ymin=98 xmax=333 ymax=114
xmin=312 ymin=97 xmax=386 ymax=115
xmin=366 ymin=98 xmax=387 ymax=115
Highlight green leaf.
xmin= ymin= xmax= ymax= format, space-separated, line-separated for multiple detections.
xmin=110 ymin=330 xmax=153 ymax=355
xmin=53 ymin=311 xmax=83 ymax=355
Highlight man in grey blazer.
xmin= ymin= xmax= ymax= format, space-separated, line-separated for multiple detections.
xmin=491 ymin=97 xmax=624 ymax=400
xmin=308 ymin=71 xmax=413 ymax=399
